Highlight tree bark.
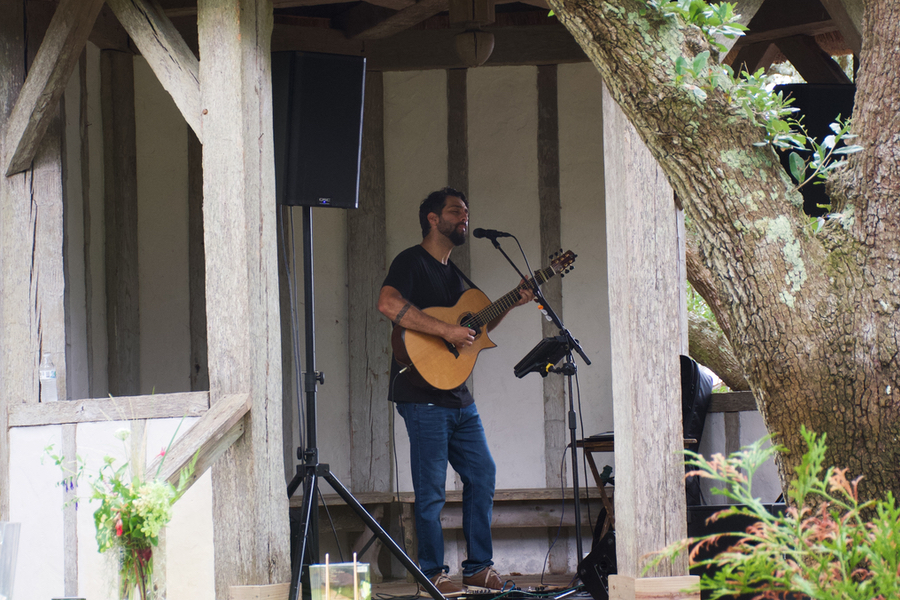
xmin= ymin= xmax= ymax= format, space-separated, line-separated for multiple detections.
xmin=549 ymin=0 xmax=900 ymax=502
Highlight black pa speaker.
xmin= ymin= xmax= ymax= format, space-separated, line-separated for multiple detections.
xmin=272 ymin=51 xmax=366 ymax=209
xmin=773 ymin=83 xmax=856 ymax=217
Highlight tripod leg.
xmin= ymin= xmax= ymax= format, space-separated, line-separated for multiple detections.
xmin=290 ymin=469 xmax=318 ymax=600
xmin=321 ymin=470 xmax=446 ymax=600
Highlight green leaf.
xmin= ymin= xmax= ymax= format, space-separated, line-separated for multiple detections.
xmin=833 ymin=144 xmax=863 ymax=155
xmin=788 ymin=152 xmax=805 ymax=182
xmin=692 ymin=50 xmax=710 ymax=75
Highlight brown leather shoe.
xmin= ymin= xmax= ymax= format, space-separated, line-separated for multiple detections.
xmin=463 ymin=566 xmax=506 ymax=590
xmin=429 ymin=572 xmax=464 ymax=596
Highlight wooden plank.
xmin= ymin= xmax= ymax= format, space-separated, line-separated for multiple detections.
xmin=107 ymin=0 xmax=202 ymax=139
xmin=3 ymin=0 xmax=105 ymax=176
xmin=101 ymin=50 xmax=141 ymax=397
xmin=348 ymin=71 xmax=392 ymax=494
xmin=198 ymin=0 xmax=291 ymax=595
xmin=708 ymin=390 xmax=756 ymax=413
xmin=365 ymin=24 xmax=587 ymax=71
xmin=187 ymin=129 xmax=208 ymax=393
xmin=774 ymin=34 xmax=852 ymax=84
xmin=77 ymin=51 xmax=97 ymax=399
xmin=350 ymin=0 xmax=449 ymax=40
xmin=603 ymin=82 xmax=687 ymax=578
xmin=818 ymin=0 xmax=862 ymax=56
xmin=230 ymin=583 xmax=290 ymax=600
xmin=8 ymin=391 xmax=210 ymax=427
xmin=298 ymin=486 xmax=606 ymax=508
xmin=147 ymin=393 xmax=250 ymax=491
xmin=610 ymin=575 xmax=700 ymax=600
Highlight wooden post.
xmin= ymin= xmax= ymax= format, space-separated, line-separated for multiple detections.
xmin=101 ymin=49 xmax=141 ymax=397
xmin=602 ymin=82 xmax=688 ymax=584
xmin=537 ymin=64 xmax=569 ymax=573
xmin=1 ymin=0 xmax=68 ymax=519
xmin=197 ymin=0 xmax=291 ymax=595
xmin=349 ymin=71 xmax=391 ymax=494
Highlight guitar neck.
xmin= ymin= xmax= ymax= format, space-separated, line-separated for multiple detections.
xmin=471 ymin=265 xmax=555 ymax=327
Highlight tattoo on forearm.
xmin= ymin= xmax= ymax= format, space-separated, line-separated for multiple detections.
xmin=395 ymin=302 xmax=412 ymax=325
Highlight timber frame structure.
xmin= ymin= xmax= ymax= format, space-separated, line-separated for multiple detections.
xmin=0 ymin=0 xmax=859 ymax=598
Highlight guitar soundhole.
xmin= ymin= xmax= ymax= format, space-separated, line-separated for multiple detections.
xmin=460 ymin=314 xmax=480 ymax=336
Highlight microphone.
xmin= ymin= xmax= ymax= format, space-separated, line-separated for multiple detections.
xmin=472 ymin=228 xmax=512 ymax=240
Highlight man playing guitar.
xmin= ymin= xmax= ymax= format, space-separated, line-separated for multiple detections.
xmin=377 ymin=188 xmax=534 ymax=594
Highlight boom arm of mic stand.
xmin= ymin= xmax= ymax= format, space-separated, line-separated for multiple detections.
xmin=531 ymin=287 xmax=592 ymax=366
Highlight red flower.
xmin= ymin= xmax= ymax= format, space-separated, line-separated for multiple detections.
xmin=116 ymin=518 xmax=123 ymax=537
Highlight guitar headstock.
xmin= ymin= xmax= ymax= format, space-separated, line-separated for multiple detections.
xmin=549 ymin=249 xmax=576 ymax=277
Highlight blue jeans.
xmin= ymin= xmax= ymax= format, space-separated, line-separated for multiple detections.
xmin=396 ymin=402 xmax=496 ymax=578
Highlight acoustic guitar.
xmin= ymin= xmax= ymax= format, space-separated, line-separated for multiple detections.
xmin=391 ymin=250 xmax=576 ymax=390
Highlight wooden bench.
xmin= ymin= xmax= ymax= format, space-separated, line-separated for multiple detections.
xmin=289 ymin=487 xmax=607 ymax=581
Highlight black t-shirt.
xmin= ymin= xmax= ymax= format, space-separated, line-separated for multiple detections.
xmin=383 ymin=245 xmax=475 ymax=408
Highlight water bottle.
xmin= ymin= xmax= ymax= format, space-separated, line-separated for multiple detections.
xmin=39 ymin=353 xmax=58 ymax=402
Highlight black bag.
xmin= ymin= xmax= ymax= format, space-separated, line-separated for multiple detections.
xmin=577 ymin=508 xmax=617 ymax=600
xmin=680 ymin=355 xmax=713 ymax=506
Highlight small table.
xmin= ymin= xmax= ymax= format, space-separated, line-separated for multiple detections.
xmin=576 ymin=435 xmax=697 ymax=536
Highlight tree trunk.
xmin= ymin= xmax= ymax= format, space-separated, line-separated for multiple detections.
xmin=549 ymin=0 xmax=900 ymax=502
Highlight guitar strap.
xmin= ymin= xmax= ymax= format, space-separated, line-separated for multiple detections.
xmin=450 ymin=260 xmax=480 ymax=292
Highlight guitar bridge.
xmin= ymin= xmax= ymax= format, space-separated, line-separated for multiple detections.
xmin=445 ymin=340 xmax=460 ymax=358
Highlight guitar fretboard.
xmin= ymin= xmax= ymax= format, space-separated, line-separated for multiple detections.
xmin=466 ymin=265 xmax=556 ymax=329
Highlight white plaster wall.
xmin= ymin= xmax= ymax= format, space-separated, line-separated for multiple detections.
xmin=558 ymin=63 xmax=614 ymax=446
xmin=383 ymin=69 xmax=449 ymax=494
xmin=8 ymin=418 xmax=212 ymax=600
xmin=9 ymin=426 xmax=65 ymax=600
xmin=284 ymin=205 xmax=352 ymax=483
xmin=134 ymin=58 xmax=191 ymax=394
xmin=467 ymin=66 xmax=547 ymax=491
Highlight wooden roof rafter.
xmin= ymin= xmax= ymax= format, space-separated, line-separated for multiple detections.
xmin=2 ymin=0 xmax=105 ymax=176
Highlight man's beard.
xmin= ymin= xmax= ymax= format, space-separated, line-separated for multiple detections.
xmin=438 ymin=219 xmax=467 ymax=246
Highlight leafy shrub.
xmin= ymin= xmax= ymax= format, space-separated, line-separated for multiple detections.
xmin=647 ymin=427 xmax=900 ymax=599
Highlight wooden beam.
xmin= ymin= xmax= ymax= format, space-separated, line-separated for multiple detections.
xmin=7 ymin=391 xmax=210 ymax=427
xmin=602 ymin=82 xmax=687 ymax=578
xmin=89 ymin=5 xmax=132 ymax=51
xmin=147 ymin=393 xmax=250 ymax=492
xmin=365 ymin=24 xmax=587 ymax=70
xmin=817 ymin=0 xmax=862 ymax=56
xmin=2 ymin=0 xmax=104 ymax=176
xmin=713 ymin=0 xmax=765 ymax=55
xmin=101 ymin=50 xmax=141 ymax=397
xmin=198 ymin=0 xmax=291 ymax=594
xmin=708 ymin=390 xmax=756 ymax=413
xmin=348 ymin=71 xmax=392 ymax=494
xmin=348 ymin=0 xmax=449 ymax=40
xmin=727 ymin=41 xmax=780 ymax=74
xmin=775 ymin=34 xmax=852 ymax=84
xmin=733 ymin=19 xmax=839 ymax=47
xmin=107 ymin=0 xmax=202 ymax=140
xmin=537 ymin=64 xmax=569 ymax=574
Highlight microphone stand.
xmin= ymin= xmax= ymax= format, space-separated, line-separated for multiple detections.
xmin=482 ymin=236 xmax=591 ymax=562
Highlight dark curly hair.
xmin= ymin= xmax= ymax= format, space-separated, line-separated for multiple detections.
xmin=418 ymin=187 xmax=468 ymax=238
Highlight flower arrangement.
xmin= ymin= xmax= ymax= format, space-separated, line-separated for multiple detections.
xmin=646 ymin=426 xmax=900 ymax=599
xmin=47 ymin=426 xmax=197 ymax=600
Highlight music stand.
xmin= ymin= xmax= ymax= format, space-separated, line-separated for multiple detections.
xmin=514 ymin=335 xmax=570 ymax=379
